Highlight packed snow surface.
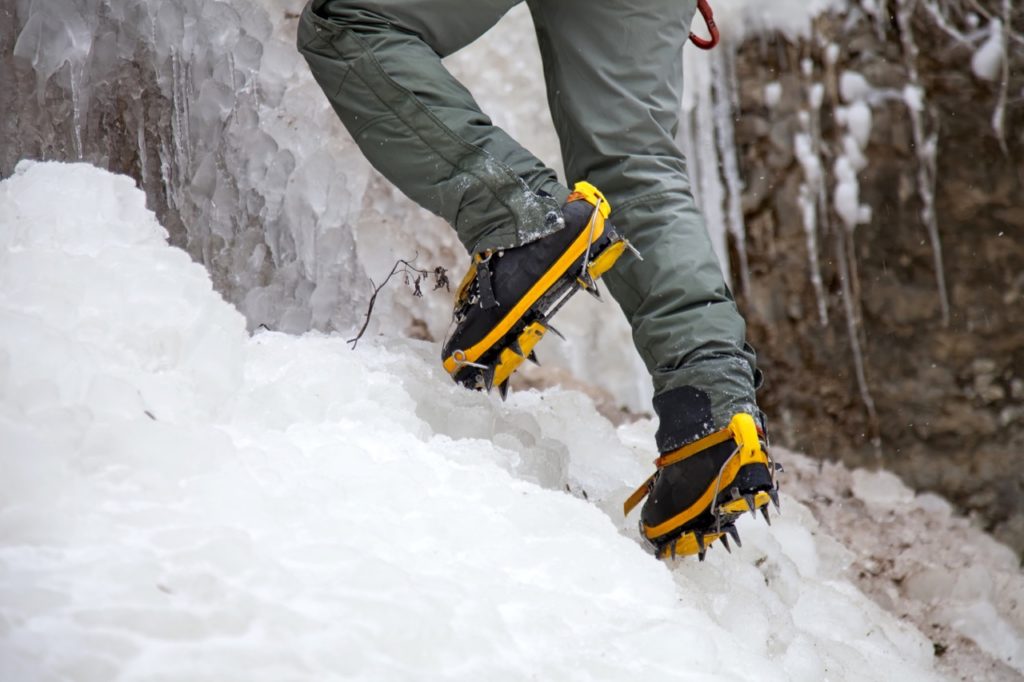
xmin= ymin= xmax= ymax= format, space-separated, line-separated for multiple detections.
xmin=4 ymin=161 xmax=1019 ymax=680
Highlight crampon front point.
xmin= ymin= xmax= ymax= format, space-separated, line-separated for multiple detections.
xmin=441 ymin=181 xmax=635 ymax=399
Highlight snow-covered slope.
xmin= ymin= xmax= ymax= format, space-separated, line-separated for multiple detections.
xmin=2 ymin=161 xmax=1019 ymax=680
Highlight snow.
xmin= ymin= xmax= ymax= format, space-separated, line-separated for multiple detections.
xmin=792 ymin=459 xmax=1024 ymax=679
xmin=2 ymin=160 xmax=1005 ymax=680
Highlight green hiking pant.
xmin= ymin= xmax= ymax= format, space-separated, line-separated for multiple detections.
xmin=297 ymin=0 xmax=761 ymax=441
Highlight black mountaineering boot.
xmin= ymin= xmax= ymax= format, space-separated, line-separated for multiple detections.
xmin=623 ymin=387 xmax=780 ymax=560
xmin=441 ymin=182 xmax=632 ymax=398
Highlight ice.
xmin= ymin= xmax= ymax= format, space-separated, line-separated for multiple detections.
xmin=705 ymin=0 xmax=850 ymax=42
xmin=681 ymin=42 xmax=732 ymax=283
xmin=839 ymin=70 xmax=873 ymax=103
xmin=971 ymin=19 xmax=1005 ymax=81
xmin=11 ymin=0 xmax=93 ymax=99
xmin=5 ymin=0 xmax=377 ymax=341
xmin=834 ymin=156 xmax=865 ymax=230
xmin=833 ymin=82 xmax=873 ymax=232
xmin=903 ymin=83 xmax=926 ymax=112
xmin=712 ymin=48 xmax=751 ymax=293
xmin=967 ymin=6 xmax=1013 ymax=149
xmin=794 ymin=94 xmax=829 ymax=326
xmin=1 ymin=161 xmax=993 ymax=680
xmin=850 ymin=469 xmax=916 ymax=508
xmin=842 ymin=101 xmax=873 ymax=150
xmin=793 ymin=62 xmax=877 ymax=441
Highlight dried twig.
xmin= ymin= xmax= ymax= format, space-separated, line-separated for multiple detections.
xmin=348 ymin=256 xmax=449 ymax=349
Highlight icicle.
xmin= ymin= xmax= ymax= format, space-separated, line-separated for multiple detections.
xmin=68 ymin=62 xmax=84 ymax=160
xmin=711 ymin=46 xmax=750 ymax=293
xmin=920 ymin=0 xmax=970 ymax=43
xmin=796 ymin=54 xmax=876 ymax=440
xmin=992 ymin=0 xmax=1012 ymax=153
xmin=681 ymin=45 xmax=731 ymax=284
xmin=792 ymin=64 xmax=830 ymax=327
xmin=794 ymin=130 xmax=828 ymax=327
xmin=159 ymin=139 xmax=175 ymax=213
xmin=834 ymin=217 xmax=881 ymax=451
xmin=169 ymin=47 xmax=193 ymax=183
xmin=137 ymin=99 xmax=149 ymax=190
xmin=833 ymin=65 xmax=877 ymax=349
xmin=896 ymin=0 xmax=951 ymax=327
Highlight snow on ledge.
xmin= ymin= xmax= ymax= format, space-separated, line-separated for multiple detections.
xmin=3 ymin=160 xmax=1010 ymax=680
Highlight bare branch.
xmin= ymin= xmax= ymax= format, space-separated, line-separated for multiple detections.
xmin=347 ymin=255 xmax=450 ymax=349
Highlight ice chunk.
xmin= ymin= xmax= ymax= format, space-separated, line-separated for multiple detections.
xmin=850 ymin=468 xmax=915 ymax=508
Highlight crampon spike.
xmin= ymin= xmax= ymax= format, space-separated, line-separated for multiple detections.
xmin=726 ymin=524 xmax=742 ymax=548
xmin=720 ymin=533 xmax=732 ymax=554
xmin=509 ymin=338 xmax=525 ymax=357
xmin=543 ymin=320 xmax=566 ymax=341
xmin=498 ymin=381 xmax=510 ymax=401
xmin=698 ymin=548 xmax=707 ymax=562
xmin=479 ymin=365 xmax=496 ymax=392
xmin=769 ymin=488 xmax=780 ymax=512
xmin=585 ymin=283 xmax=602 ymax=301
xmin=760 ymin=505 xmax=772 ymax=526
xmin=527 ymin=351 xmax=540 ymax=366
xmin=744 ymin=494 xmax=757 ymax=516
xmin=695 ymin=532 xmax=705 ymax=553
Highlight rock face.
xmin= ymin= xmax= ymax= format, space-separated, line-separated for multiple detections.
xmin=729 ymin=4 xmax=1024 ymax=553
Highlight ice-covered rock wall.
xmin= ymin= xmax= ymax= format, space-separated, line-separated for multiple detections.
xmin=0 ymin=0 xmax=654 ymax=412
xmin=2 ymin=0 xmax=389 ymax=335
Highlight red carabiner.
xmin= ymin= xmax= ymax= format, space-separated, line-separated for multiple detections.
xmin=689 ymin=0 xmax=719 ymax=50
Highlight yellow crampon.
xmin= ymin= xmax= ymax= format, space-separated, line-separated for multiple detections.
xmin=625 ymin=413 xmax=779 ymax=560
xmin=443 ymin=182 xmax=633 ymax=398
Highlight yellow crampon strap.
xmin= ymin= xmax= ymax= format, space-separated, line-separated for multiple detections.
xmin=622 ymin=413 xmax=766 ymax=518
xmin=623 ymin=473 xmax=656 ymax=517
xmin=567 ymin=181 xmax=611 ymax=218
xmin=654 ymin=429 xmax=733 ymax=469
xmin=729 ymin=413 xmax=764 ymax=466
xmin=456 ymin=182 xmax=609 ymax=310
